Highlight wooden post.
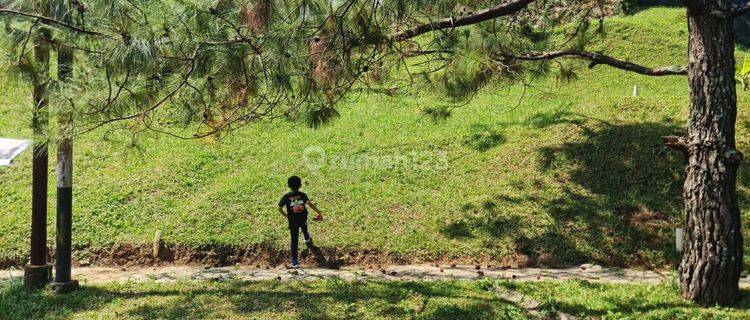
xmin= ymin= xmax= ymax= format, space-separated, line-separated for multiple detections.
xmin=24 ymin=29 xmax=52 ymax=294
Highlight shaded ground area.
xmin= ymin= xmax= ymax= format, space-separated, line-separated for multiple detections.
xmin=2 ymin=278 xmax=749 ymax=319
xmin=1 ymin=280 xmax=529 ymax=320
xmin=509 ymin=280 xmax=750 ymax=320
xmin=442 ymin=114 xmax=688 ymax=268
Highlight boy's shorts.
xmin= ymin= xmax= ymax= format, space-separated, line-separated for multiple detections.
xmin=288 ymin=220 xmax=308 ymax=229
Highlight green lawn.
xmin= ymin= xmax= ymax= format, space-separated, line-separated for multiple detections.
xmin=1 ymin=279 xmax=748 ymax=319
xmin=1 ymin=8 xmax=749 ymax=268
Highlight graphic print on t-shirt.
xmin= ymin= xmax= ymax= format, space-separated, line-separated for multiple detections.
xmin=289 ymin=195 xmax=306 ymax=213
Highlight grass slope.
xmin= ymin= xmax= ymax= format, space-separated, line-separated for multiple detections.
xmin=1 ymin=279 xmax=748 ymax=319
xmin=1 ymin=8 xmax=749 ymax=267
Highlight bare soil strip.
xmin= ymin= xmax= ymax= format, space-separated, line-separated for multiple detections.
xmin=0 ymin=243 xmax=661 ymax=270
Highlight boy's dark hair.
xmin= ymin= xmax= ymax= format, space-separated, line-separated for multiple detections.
xmin=287 ymin=176 xmax=302 ymax=190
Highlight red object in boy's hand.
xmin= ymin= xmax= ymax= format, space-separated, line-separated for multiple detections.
xmin=314 ymin=214 xmax=323 ymax=221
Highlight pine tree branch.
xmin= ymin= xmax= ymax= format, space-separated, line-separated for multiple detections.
xmin=507 ymin=50 xmax=687 ymax=76
xmin=77 ymin=45 xmax=202 ymax=135
xmin=0 ymin=8 xmax=109 ymax=37
xmin=372 ymin=0 xmax=536 ymax=44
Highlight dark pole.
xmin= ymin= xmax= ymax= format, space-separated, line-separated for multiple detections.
xmin=24 ymin=29 xmax=52 ymax=294
xmin=52 ymin=127 xmax=77 ymax=293
xmin=51 ymin=1 xmax=79 ymax=293
xmin=29 ymin=144 xmax=48 ymax=267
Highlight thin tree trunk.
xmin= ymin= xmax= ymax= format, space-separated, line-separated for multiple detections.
xmin=679 ymin=5 xmax=744 ymax=306
xmin=29 ymin=34 xmax=50 ymax=267
xmin=24 ymin=30 xmax=52 ymax=293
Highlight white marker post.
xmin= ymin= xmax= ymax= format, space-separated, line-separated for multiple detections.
xmin=676 ymin=228 xmax=685 ymax=253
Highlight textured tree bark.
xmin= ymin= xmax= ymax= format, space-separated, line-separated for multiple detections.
xmin=679 ymin=3 xmax=744 ymax=306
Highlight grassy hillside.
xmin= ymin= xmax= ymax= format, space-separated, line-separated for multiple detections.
xmin=1 ymin=8 xmax=749 ymax=268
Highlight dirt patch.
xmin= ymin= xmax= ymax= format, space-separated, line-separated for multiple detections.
xmin=627 ymin=206 xmax=674 ymax=231
xmin=0 ymin=256 xmax=25 ymax=270
xmin=1 ymin=244 xmax=547 ymax=270
xmin=618 ymin=206 xmax=679 ymax=269
xmin=625 ymin=206 xmax=675 ymax=248
xmin=2 ymin=207 xmax=679 ymax=270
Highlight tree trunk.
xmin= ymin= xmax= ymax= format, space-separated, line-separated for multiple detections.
xmin=24 ymin=30 xmax=52 ymax=293
xmin=679 ymin=5 xmax=744 ymax=306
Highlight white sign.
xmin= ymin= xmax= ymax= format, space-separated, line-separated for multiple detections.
xmin=0 ymin=138 xmax=31 ymax=166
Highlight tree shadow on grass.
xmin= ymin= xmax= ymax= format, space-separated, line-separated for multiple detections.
xmin=508 ymin=281 xmax=750 ymax=318
xmin=445 ymin=110 xmax=693 ymax=267
xmin=441 ymin=200 xmax=523 ymax=240
xmin=463 ymin=123 xmax=506 ymax=152
xmin=527 ymin=113 xmax=687 ymax=266
xmin=3 ymin=280 xmax=749 ymax=319
xmin=0 ymin=281 xmax=527 ymax=320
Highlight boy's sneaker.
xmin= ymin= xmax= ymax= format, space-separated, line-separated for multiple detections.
xmin=291 ymin=258 xmax=299 ymax=268
xmin=305 ymin=237 xmax=313 ymax=246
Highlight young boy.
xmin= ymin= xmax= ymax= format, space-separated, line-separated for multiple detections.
xmin=277 ymin=175 xmax=323 ymax=268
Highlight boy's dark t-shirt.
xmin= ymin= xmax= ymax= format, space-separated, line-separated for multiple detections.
xmin=279 ymin=191 xmax=309 ymax=226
